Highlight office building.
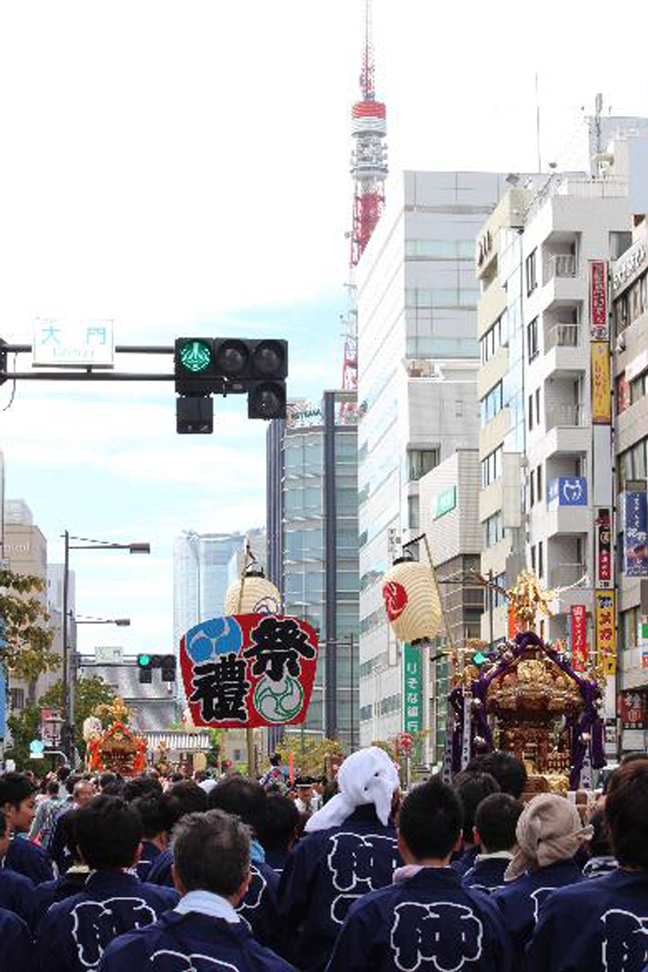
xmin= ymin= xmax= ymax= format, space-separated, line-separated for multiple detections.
xmin=356 ymin=170 xmax=507 ymax=747
xmin=226 ymin=528 xmax=267 ymax=586
xmin=266 ymin=390 xmax=359 ymax=751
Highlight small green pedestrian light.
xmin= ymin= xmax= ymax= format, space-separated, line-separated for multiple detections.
xmin=179 ymin=340 xmax=212 ymax=373
xmin=137 ymin=653 xmax=151 ymax=667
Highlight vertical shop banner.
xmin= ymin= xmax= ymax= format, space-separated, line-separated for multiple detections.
xmin=571 ymin=605 xmax=588 ymax=672
xmin=618 ymin=691 xmax=648 ymax=731
xmin=589 ymin=260 xmax=608 ymax=340
xmin=595 ymin=508 xmax=613 ymax=588
xmin=595 ymin=591 xmax=616 ymax=676
xmin=403 ymin=643 xmax=423 ymax=734
xmin=624 ymin=491 xmax=648 ymax=577
xmin=591 ymin=342 xmax=611 ymax=425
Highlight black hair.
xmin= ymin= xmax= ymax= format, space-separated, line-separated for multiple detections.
xmin=208 ymin=777 xmax=267 ymax=836
xmin=99 ymin=772 xmax=117 ymax=789
xmin=100 ymin=781 xmax=125 ymax=797
xmin=46 ymin=780 xmax=59 ymax=797
xmin=173 ymin=809 xmax=250 ymax=897
xmin=398 ymin=777 xmax=463 ymax=860
xmin=269 ymin=754 xmax=281 ymax=768
xmin=0 ymin=809 xmax=6 ymax=838
xmin=259 ymin=795 xmax=300 ymax=853
xmin=160 ymin=781 xmax=208 ymax=832
xmin=65 ymin=773 xmax=82 ymax=796
xmin=474 ymin=793 xmax=523 ymax=853
xmin=131 ymin=794 xmax=166 ymax=840
xmin=588 ymin=808 xmax=612 ymax=858
xmin=466 ymin=751 xmax=527 ymax=799
xmin=606 ymin=761 xmax=648 ymax=869
xmin=57 ymin=766 xmax=71 ymax=782
xmin=454 ymin=771 xmax=500 ymax=842
xmin=122 ymin=775 xmax=163 ymax=803
xmin=59 ymin=809 xmax=82 ymax=863
xmin=0 ymin=772 xmax=37 ymax=808
xmin=75 ymin=795 xmax=142 ymax=870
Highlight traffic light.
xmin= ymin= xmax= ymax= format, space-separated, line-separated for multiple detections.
xmin=137 ymin=653 xmax=153 ymax=683
xmin=137 ymin=653 xmax=176 ymax=683
xmin=471 ymin=650 xmax=489 ymax=666
xmin=174 ymin=337 xmax=288 ymax=432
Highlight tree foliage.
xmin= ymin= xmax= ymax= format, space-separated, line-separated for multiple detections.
xmin=6 ymin=703 xmax=41 ymax=771
xmin=275 ymin=733 xmax=345 ymax=778
xmin=40 ymin=675 xmax=116 ymax=756
xmin=0 ymin=568 xmax=59 ymax=681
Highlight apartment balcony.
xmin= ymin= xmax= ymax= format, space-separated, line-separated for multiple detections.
xmin=542 ymin=504 xmax=591 ymax=539
xmin=550 ymin=562 xmax=588 ymax=588
xmin=544 ymin=322 xmax=579 ymax=351
xmin=545 ymin=403 xmax=586 ymax=430
xmin=478 ymin=283 xmax=507 ymax=335
xmin=543 ymin=254 xmax=577 ymax=285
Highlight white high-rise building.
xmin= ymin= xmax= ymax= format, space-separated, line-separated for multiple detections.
xmin=173 ymin=531 xmax=245 ymax=655
xmin=357 ymin=170 xmax=507 ymax=747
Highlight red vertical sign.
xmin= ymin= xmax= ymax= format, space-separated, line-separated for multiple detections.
xmin=596 ymin=508 xmax=613 ymax=588
xmin=571 ymin=605 xmax=587 ymax=672
xmin=590 ymin=260 xmax=608 ymax=340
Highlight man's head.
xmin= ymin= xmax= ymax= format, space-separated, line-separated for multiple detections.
xmin=605 ymin=761 xmax=648 ymax=870
xmin=46 ymin=780 xmax=60 ymax=798
xmin=398 ymin=777 xmax=463 ymax=864
xmin=0 ymin=772 xmax=37 ymax=833
xmin=0 ymin=809 xmax=9 ymax=859
xmin=160 ymin=781 xmax=208 ymax=833
xmin=75 ymin=795 xmax=142 ymax=871
xmin=98 ymin=772 xmax=117 ymax=791
xmin=474 ymin=793 xmax=523 ymax=854
xmin=122 ymin=774 xmax=163 ymax=803
xmin=454 ymin=771 xmax=500 ymax=844
xmin=259 ymin=795 xmax=300 ymax=854
xmin=466 ymin=751 xmax=527 ymax=799
xmin=59 ymin=809 xmax=83 ymax=865
xmin=294 ymin=777 xmax=315 ymax=803
xmin=172 ymin=809 xmax=250 ymax=904
xmin=131 ymin=793 xmax=167 ymax=845
xmin=208 ymin=777 xmax=267 ymax=836
xmin=73 ymin=780 xmax=96 ymax=808
xmin=269 ymin=754 xmax=281 ymax=769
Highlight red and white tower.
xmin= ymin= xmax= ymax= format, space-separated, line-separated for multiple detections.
xmin=350 ymin=0 xmax=388 ymax=269
xmin=342 ymin=0 xmax=388 ymax=406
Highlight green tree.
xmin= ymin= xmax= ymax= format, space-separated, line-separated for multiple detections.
xmin=39 ymin=675 xmax=116 ymax=758
xmin=0 ymin=568 xmax=58 ymax=681
xmin=276 ymin=734 xmax=345 ymax=778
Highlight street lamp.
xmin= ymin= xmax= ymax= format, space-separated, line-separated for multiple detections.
xmin=76 ymin=617 xmax=131 ymax=627
xmin=62 ymin=533 xmax=150 ymax=762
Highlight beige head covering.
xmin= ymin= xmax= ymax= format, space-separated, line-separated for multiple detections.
xmin=505 ymin=793 xmax=593 ymax=881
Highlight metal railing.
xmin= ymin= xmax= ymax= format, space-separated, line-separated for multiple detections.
xmin=543 ymin=253 xmax=577 ymax=285
xmin=550 ymin=563 xmax=588 ymax=589
xmin=545 ymin=322 xmax=579 ymax=350
xmin=545 ymin=402 xmax=586 ymax=429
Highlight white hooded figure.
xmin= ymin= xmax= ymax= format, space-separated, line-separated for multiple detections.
xmin=305 ymin=746 xmax=400 ymax=833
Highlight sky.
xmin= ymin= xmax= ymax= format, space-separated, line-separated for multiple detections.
xmin=1 ymin=0 xmax=648 ymax=658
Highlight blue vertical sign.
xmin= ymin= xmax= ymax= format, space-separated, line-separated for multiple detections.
xmin=624 ymin=492 xmax=648 ymax=576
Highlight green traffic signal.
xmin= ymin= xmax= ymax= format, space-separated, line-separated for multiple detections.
xmin=179 ymin=340 xmax=213 ymax=373
xmin=137 ymin=653 xmax=151 ymax=667
xmin=472 ymin=651 xmax=488 ymax=666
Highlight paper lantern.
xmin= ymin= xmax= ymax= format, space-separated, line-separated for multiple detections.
xmin=381 ymin=555 xmax=442 ymax=644
xmin=224 ymin=570 xmax=281 ymax=616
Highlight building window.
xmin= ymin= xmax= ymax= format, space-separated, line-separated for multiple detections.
xmin=536 ymin=464 xmax=543 ymax=504
xmin=630 ymin=372 xmax=648 ymax=406
xmin=528 ymin=393 xmax=534 ymax=431
xmin=535 ymin=388 xmax=541 ymax=426
xmin=526 ymin=249 xmax=538 ymax=295
xmin=483 ymin=511 xmax=504 ymax=548
xmin=618 ymin=436 xmax=648 ymax=490
xmin=538 ymin=540 xmax=544 ymax=578
xmin=480 ymin=313 xmax=507 ymax=364
xmin=480 ymin=381 xmax=504 ymax=426
xmin=408 ymin=449 xmax=439 ymax=482
xmin=529 ymin=468 xmax=535 ymax=507
xmin=616 ymin=373 xmax=630 ymax=415
xmin=481 ymin=446 xmax=503 ymax=488
xmin=531 ymin=545 xmax=536 ymax=572
xmin=9 ymin=688 xmax=24 ymax=711
xmin=527 ymin=317 xmax=539 ymax=361
xmin=408 ymin=495 xmax=420 ymax=530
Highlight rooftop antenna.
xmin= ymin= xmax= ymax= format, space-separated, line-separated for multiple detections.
xmin=594 ymin=92 xmax=603 ymax=156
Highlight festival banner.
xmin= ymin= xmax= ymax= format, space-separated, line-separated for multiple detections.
xmin=624 ymin=491 xmax=648 ymax=577
xmin=570 ymin=605 xmax=587 ymax=672
xmin=180 ymin=614 xmax=318 ymax=729
xmin=589 ymin=260 xmax=608 ymax=340
xmin=595 ymin=590 xmax=616 ymax=676
xmin=591 ymin=342 xmax=611 ymax=425
xmin=595 ymin=508 xmax=613 ymax=588
xmin=403 ymin=643 xmax=423 ymax=734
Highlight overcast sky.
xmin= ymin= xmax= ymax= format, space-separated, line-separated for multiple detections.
xmin=1 ymin=0 xmax=648 ymax=658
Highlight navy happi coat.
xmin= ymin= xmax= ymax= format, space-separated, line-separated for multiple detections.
xmin=0 ymin=905 xmax=36 ymax=972
xmin=527 ymin=869 xmax=648 ymax=972
xmin=36 ymin=869 xmax=178 ymax=972
xmin=326 ymin=866 xmax=511 ymax=972
xmin=98 ymin=911 xmax=298 ymax=972
xmin=279 ymin=805 xmax=401 ymax=972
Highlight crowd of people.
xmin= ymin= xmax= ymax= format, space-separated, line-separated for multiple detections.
xmin=0 ymin=747 xmax=647 ymax=971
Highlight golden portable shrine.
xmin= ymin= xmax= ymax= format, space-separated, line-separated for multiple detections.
xmin=84 ymin=697 xmax=147 ymax=776
xmin=380 ymin=553 xmax=606 ymax=792
xmin=448 ymin=572 xmax=606 ymax=791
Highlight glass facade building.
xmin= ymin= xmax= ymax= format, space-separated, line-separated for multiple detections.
xmin=267 ymin=390 xmax=360 ymax=751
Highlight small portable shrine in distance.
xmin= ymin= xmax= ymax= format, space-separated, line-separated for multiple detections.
xmin=450 ymin=572 xmax=606 ymax=792
xmin=84 ymin=697 xmax=147 ymax=776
